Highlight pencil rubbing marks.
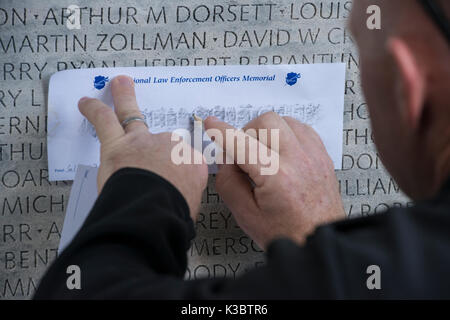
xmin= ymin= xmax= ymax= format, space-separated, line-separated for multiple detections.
xmin=140 ymin=104 xmax=323 ymax=129
xmin=78 ymin=103 xmax=322 ymax=138
xmin=79 ymin=118 xmax=97 ymax=138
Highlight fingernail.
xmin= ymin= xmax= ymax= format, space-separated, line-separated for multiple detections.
xmin=79 ymin=96 xmax=89 ymax=103
xmin=117 ymin=76 xmax=133 ymax=87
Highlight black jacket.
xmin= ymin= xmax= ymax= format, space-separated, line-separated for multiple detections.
xmin=34 ymin=168 xmax=450 ymax=299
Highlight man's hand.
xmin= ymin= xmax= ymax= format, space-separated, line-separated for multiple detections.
xmin=78 ymin=75 xmax=208 ymax=219
xmin=204 ymin=112 xmax=345 ymax=249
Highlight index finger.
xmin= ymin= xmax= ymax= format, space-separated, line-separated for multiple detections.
xmin=204 ymin=116 xmax=276 ymax=181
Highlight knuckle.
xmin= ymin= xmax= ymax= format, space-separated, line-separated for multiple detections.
xmin=300 ymin=122 xmax=320 ymax=139
xmin=282 ymin=115 xmax=299 ymax=124
xmin=244 ymin=127 xmax=258 ymax=139
xmin=132 ymin=131 xmax=152 ymax=146
xmin=258 ymin=111 xmax=279 ymax=124
xmin=292 ymin=120 xmax=321 ymax=140
xmin=261 ymin=111 xmax=278 ymax=119
xmin=245 ymin=111 xmax=280 ymax=131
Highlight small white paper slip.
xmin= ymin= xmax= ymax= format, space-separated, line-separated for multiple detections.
xmin=47 ymin=63 xmax=346 ymax=181
xmin=58 ymin=165 xmax=98 ymax=254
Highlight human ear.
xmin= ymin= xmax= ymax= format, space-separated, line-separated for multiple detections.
xmin=387 ymin=37 xmax=427 ymax=130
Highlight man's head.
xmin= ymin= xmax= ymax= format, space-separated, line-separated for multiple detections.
xmin=349 ymin=0 xmax=450 ymax=200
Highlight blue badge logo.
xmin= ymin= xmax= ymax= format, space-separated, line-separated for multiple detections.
xmin=94 ymin=76 xmax=109 ymax=90
xmin=286 ymin=72 xmax=301 ymax=86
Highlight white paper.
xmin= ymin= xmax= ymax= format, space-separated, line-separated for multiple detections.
xmin=58 ymin=165 xmax=98 ymax=254
xmin=48 ymin=64 xmax=346 ymax=181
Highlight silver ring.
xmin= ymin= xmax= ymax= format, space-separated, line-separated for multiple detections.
xmin=121 ymin=116 xmax=148 ymax=129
